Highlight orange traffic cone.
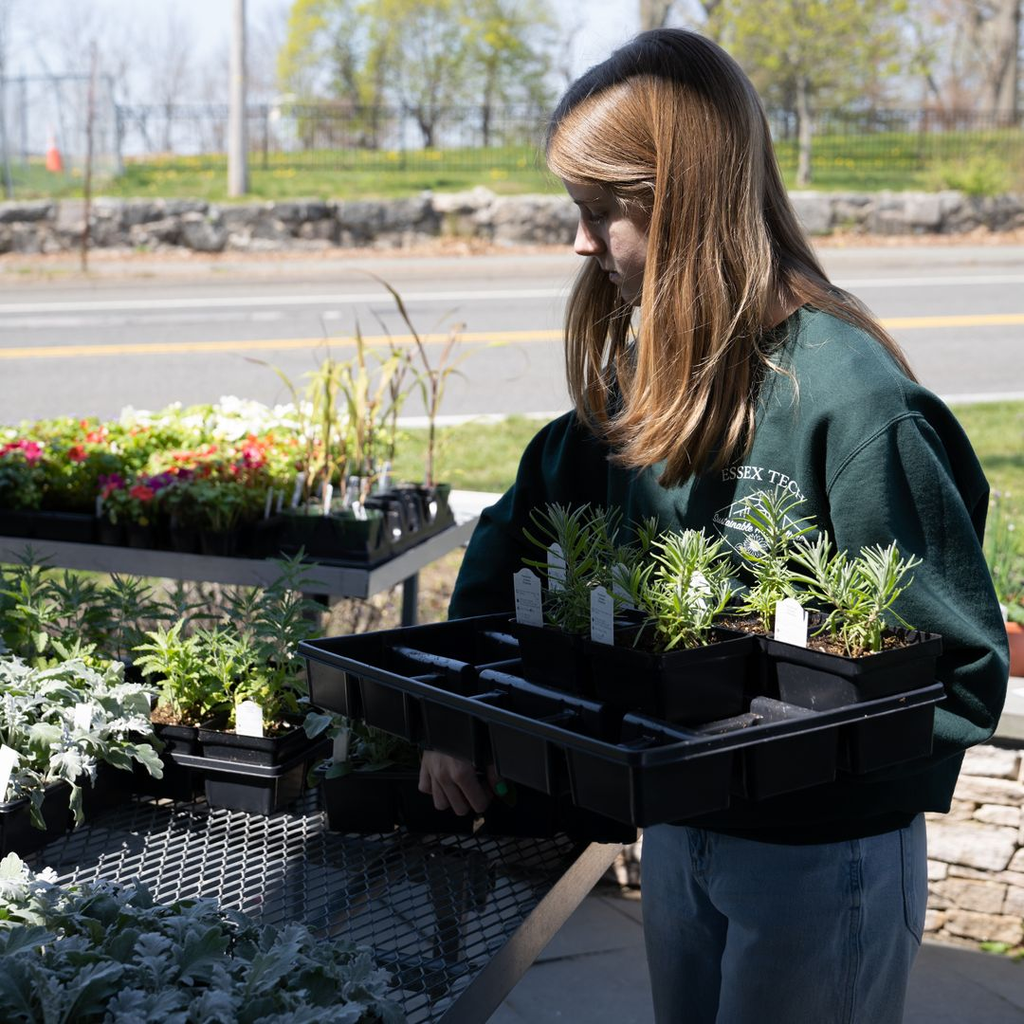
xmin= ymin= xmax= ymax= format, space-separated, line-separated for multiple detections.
xmin=45 ymin=134 xmax=63 ymax=173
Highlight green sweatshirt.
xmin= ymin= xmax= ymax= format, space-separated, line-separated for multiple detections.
xmin=449 ymin=306 xmax=1009 ymax=843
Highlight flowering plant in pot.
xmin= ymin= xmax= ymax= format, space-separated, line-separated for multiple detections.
xmin=598 ymin=528 xmax=756 ymax=724
xmin=0 ymin=439 xmax=44 ymax=536
xmin=771 ymin=535 xmax=942 ymax=708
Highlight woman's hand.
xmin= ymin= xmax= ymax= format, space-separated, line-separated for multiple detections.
xmin=418 ymin=751 xmax=496 ymax=816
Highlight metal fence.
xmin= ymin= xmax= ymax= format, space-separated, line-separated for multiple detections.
xmin=1 ymin=91 xmax=1021 ymax=195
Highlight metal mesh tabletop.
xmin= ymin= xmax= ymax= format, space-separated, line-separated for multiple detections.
xmin=27 ymin=794 xmax=619 ymax=1023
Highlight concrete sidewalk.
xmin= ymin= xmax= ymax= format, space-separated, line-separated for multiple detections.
xmin=488 ymin=889 xmax=1024 ymax=1023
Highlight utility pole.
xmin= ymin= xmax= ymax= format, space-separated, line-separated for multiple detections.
xmin=228 ymin=0 xmax=248 ymax=196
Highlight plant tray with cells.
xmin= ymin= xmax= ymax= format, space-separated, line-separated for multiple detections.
xmin=299 ymin=612 xmax=944 ymax=828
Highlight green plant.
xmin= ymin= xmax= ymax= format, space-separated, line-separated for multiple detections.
xmin=132 ymin=620 xmax=231 ymax=727
xmin=984 ymin=491 xmax=1024 ymax=626
xmin=303 ymin=713 xmax=419 ymax=781
xmin=0 ymin=853 xmax=405 ymax=1023
xmin=522 ymin=503 xmax=624 ymax=634
xmin=0 ymin=657 xmax=162 ymax=826
xmin=735 ymin=489 xmax=817 ymax=632
xmin=792 ymin=536 xmax=923 ymax=656
xmin=923 ymin=153 xmax=1013 ymax=197
xmin=620 ymin=529 xmax=737 ymax=651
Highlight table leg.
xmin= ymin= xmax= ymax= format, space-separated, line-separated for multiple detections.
xmin=401 ymin=574 xmax=420 ymax=626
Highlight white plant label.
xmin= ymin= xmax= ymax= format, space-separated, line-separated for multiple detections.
xmin=513 ymin=568 xmax=544 ymax=627
xmin=689 ymin=570 xmax=711 ymax=611
xmin=321 ymin=483 xmax=334 ymax=516
xmin=379 ymin=461 xmax=392 ymax=492
xmin=0 ymin=745 xmax=19 ymax=803
xmin=235 ymin=700 xmax=265 ymax=738
xmin=95 ymin=495 xmax=104 ymax=517
xmin=612 ymin=562 xmax=635 ymax=610
xmin=275 ymin=491 xmax=284 ymax=514
xmin=775 ymin=598 xmax=809 ymax=647
xmin=547 ymin=543 xmax=566 ymax=593
xmin=290 ymin=471 xmax=306 ymax=509
xmin=590 ymin=586 xmax=615 ymax=646
xmin=263 ymin=489 xmax=274 ymax=520
xmin=73 ymin=703 xmax=93 ymax=732
xmin=332 ymin=727 xmax=351 ymax=764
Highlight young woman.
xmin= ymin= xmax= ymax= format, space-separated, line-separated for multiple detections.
xmin=419 ymin=29 xmax=1008 ymax=1023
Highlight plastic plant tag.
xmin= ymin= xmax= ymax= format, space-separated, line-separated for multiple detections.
xmin=689 ymin=570 xmax=711 ymax=611
xmin=332 ymin=727 xmax=351 ymax=763
xmin=0 ymin=745 xmax=19 ymax=803
xmin=276 ymin=491 xmax=284 ymax=514
xmin=290 ymin=472 xmax=306 ymax=509
xmin=73 ymin=703 xmax=93 ymax=732
xmin=264 ymin=489 xmax=274 ymax=520
xmin=513 ymin=568 xmax=544 ymax=627
xmin=547 ymin=543 xmax=567 ymax=593
xmin=612 ymin=563 xmax=635 ymax=610
xmin=235 ymin=700 xmax=265 ymax=738
xmin=321 ymin=483 xmax=334 ymax=517
xmin=95 ymin=494 xmax=103 ymax=518
xmin=775 ymin=597 xmax=809 ymax=647
xmin=590 ymin=586 xmax=615 ymax=645
xmin=378 ymin=461 xmax=392 ymax=493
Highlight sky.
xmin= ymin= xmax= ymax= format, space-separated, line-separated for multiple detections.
xmin=9 ymin=0 xmax=642 ymax=93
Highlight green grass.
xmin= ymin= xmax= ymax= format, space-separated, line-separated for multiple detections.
xmin=392 ymin=403 xmax=1024 ymax=533
xmin=11 ymin=127 xmax=1020 ymax=200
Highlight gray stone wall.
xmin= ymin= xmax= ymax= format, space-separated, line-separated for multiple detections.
xmin=1 ymin=187 xmax=1022 ymax=255
xmin=926 ymin=743 xmax=1024 ymax=948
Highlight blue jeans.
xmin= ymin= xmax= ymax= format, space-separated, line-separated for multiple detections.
xmin=641 ymin=815 xmax=927 ymax=1024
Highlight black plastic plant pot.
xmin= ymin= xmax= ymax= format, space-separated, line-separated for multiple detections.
xmin=199 ymin=529 xmax=239 ymax=558
xmin=765 ymin=631 xmax=943 ymax=710
xmin=838 ymin=684 xmax=940 ymax=774
xmin=166 ymin=524 xmax=200 ymax=553
xmin=197 ymin=720 xmax=324 ymax=767
xmin=96 ymin=516 xmax=124 ymax=546
xmin=80 ymin=763 xmax=136 ymax=818
xmin=247 ymin=516 xmax=284 ymax=558
xmin=588 ymin=628 xmax=757 ymax=726
xmin=513 ymin=621 xmax=593 ymax=696
xmin=319 ymin=766 xmax=401 ymax=834
xmin=0 ymin=509 xmax=35 ymax=538
xmin=124 ymin=522 xmax=157 ymax=550
xmin=279 ymin=509 xmax=389 ymax=564
xmin=172 ymin=747 xmax=321 ymax=815
xmin=566 ymin=714 xmax=734 ymax=828
xmin=32 ymin=510 xmax=97 ymax=544
xmin=394 ymin=773 xmax=478 ymax=834
xmin=306 ymin=661 xmax=362 ymax=719
xmin=0 ymin=781 xmax=74 ymax=856
xmin=474 ymin=674 xmax=612 ymax=797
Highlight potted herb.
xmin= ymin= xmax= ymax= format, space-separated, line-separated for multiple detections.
xmin=515 ymin=502 xmax=625 ymax=694
xmin=0 ymin=438 xmax=44 ymax=538
xmin=770 ymin=535 xmax=943 ymax=708
xmin=0 ymin=656 xmax=163 ymax=855
xmin=592 ymin=528 xmax=757 ymax=724
xmin=0 ymin=854 xmax=406 ymax=1023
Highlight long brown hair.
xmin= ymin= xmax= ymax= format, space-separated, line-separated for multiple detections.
xmin=546 ymin=30 xmax=915 ymax=487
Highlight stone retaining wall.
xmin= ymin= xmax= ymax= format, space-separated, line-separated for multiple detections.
xmin=1 ymin=187 xmax=1022 ymax=255
xmin=926 ymin=743 xmax=1024 ymax=948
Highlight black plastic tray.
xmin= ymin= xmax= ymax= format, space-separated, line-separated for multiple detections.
xmin=299 ymin=613 xmax=945 ymax=828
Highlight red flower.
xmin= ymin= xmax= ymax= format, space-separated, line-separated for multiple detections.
xmin=68 ymin=444 xmax=87 ymax=463
xmin=20 ymin=440 xmax=43 ymax=463
xmin=129 ymin=484 xmax=156 ymax=502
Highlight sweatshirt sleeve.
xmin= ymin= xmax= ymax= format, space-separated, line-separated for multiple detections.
xmin=824 ymin=406 xmax=1009 ymax=761
xmin=448 ymin=412 xmax=613 ymax=620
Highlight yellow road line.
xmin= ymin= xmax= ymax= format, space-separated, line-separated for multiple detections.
xmin=0 ymin=314 xmax=1020 ymax=361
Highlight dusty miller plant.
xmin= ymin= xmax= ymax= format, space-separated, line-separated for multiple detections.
xmin=792 ymin=536 xmax=923 ymax=656
xmin=0 ymin=853 xmax=405 ymax=1023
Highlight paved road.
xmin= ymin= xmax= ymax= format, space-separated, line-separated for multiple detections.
xmin=0 ymin=244 xmax=1021 ymax=423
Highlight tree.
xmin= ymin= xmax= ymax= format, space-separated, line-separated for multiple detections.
xmin=463 ymin=0 xmax=555 ymax=145
xmin=726 ymin=0 xmax=908 ymax=185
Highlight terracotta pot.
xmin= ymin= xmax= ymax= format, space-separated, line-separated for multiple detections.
xmin=1007 ymin=622 xmax=1024 ymax=678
